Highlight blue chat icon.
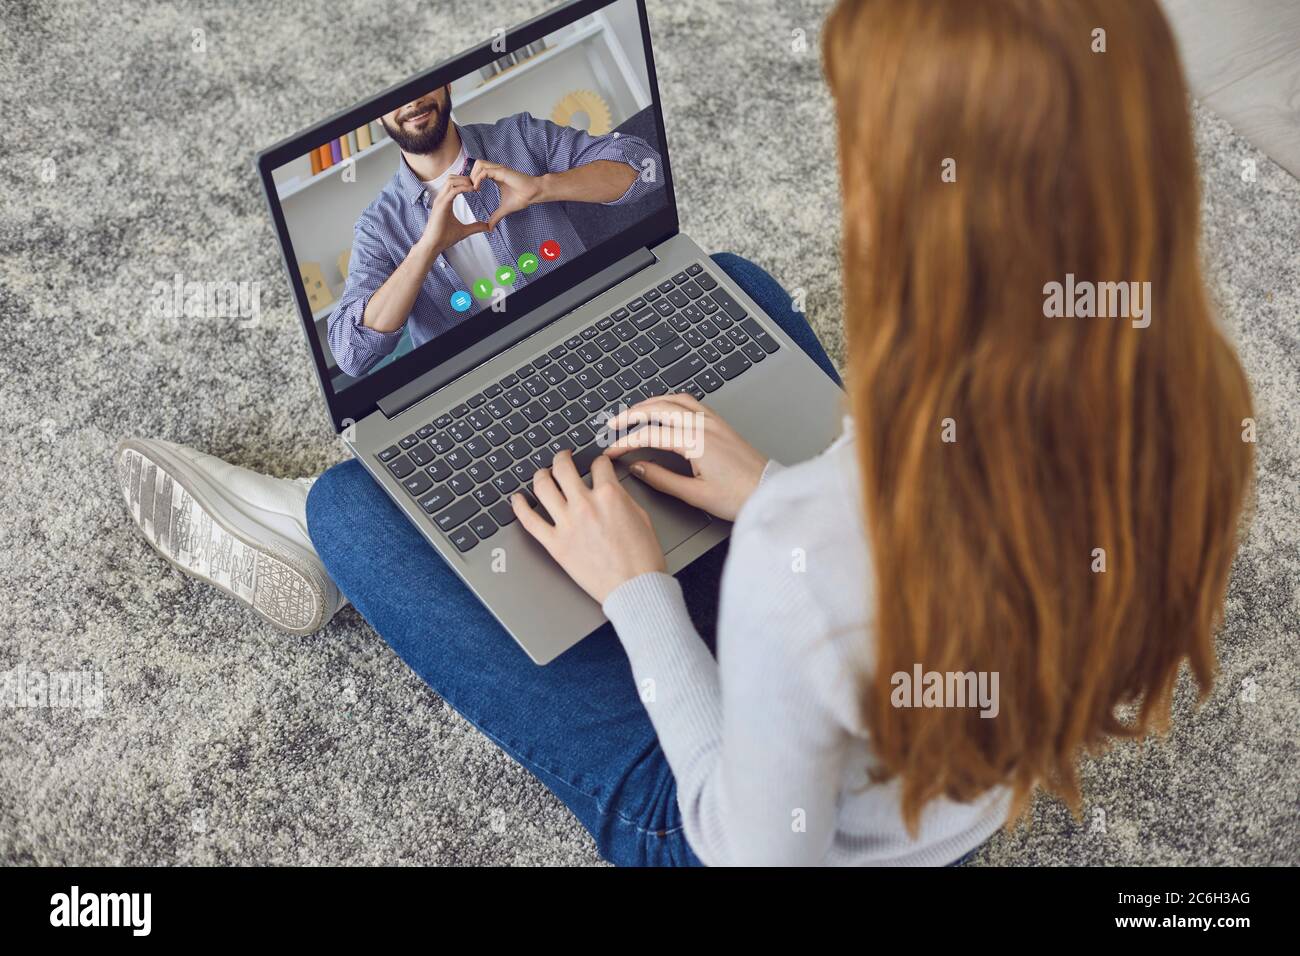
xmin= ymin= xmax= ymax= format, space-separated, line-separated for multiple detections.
xmin=450 ymin=290 xmax=472 ymax=313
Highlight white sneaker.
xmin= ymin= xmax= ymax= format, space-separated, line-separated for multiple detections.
xmin=115 ymin=438 xmax=345 ymax=636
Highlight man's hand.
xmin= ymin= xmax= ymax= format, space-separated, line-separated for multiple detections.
xmin=512 ymin=451 xmax=666 ymax=605
xmin=470 ymin=161 xmax=545 ymax=231
xmin=604 ymin=393 xmax=770 ymax=522
xmin=420 ymin=175 xmax=490 ymax=256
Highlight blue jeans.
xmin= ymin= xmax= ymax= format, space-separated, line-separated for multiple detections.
xmin=306 ymin=253 xmax=841 ymax=866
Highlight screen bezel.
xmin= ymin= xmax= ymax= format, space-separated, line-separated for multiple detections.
xmin=254 ymin=0 xmax=677 ymax=433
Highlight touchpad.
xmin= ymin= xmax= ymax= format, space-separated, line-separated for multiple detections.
xmin=617 ymin=449 xmax=710 ymax=552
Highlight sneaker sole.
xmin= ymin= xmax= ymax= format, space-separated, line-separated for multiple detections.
xmin=116 ymin=439 xmax=330 ymax=636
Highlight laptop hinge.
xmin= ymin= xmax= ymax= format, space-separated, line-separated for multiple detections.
xmin=377 ymin=247 xmax=658 ymax=420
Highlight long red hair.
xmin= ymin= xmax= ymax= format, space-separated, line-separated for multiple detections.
xmin=822 ymin=0 xmax=1254 ymax=828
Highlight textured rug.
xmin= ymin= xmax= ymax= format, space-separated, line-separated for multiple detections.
xmin=0 ymin=0 xmax=1295 ymax=866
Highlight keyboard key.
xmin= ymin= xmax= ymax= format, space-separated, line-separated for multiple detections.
xmin=403 ymin=471 xmax=434 ymax=497
xmin=615 ymin=369 xmax=641 ymax=390
xmin=522 ymin=376 xmax=547 ymax=397
xmin=469 ymin=513 xmax=498 ymax=540
xmin=630 ymin=334 xmax=655 ymax=356
xmin=492 ymin=472 xmax=520 ymax=495
xmin=666 ymin=289 xmax=689 ymax=309
xmin=542 ymin=366 xmax=567 ymax=386
xmin=449 ymin=421 xmax=474 ymax=443
xmin=661 ymin=354 xmax=705 ymax=387
xmin=549 ymin=344 xmax=569 ymax=359
xmin=525 ymin=425 xmax=549 ymax=448
xmin=657 ymin=280 xmax=675 ymax=293
xmin=594 ymin=357 xmax=619 ymax=378
xmin=562 ymin=404 xmax=587 ymax=425
xmin=559 ymin=354 xmax=584 ymax=375
xmin=473 ymin=485 xmax=500 ymax=508
xmin=521 ymin=401 xmax=547 ymax=423
xmin=485 ymin=450 xmax=511 ymax=472
xmin=612 ymin=346 xmax=637 ymax=367
xmin=631 ymin=308 xmax=658 ymax=330
xmin=711 ymin=288 xmax=748 ymax=321
xmin=467 ymin=409 xmax=492 ymax=430
xmin=488 ymin=499 xmax=517 ymax=527
xmin=687 ymin=263 xmax=703 ymax=276
xmin=567 ymin=424 xmax=596 ymax=447
xmin=448 ymin=473 xmax=474 ymax=497
xmin=742 ymin=342 xmax=768 ymax=363
xmin=716 ymin=336 xmax=736 ymax=354
xmin=581 ymin=327 xmax=599 ymax=340
xmin=450 ymin=403 xmax=470 ymax=418
xmin=741 ymin=318 xmax=782 ymax=353
xmin=419 ymin=485 xmax=455 ymax=514
xmin=542 ymin=414 xmax=567 ymax=436
xmin=486 ymin=398 xmax=511 ymax=419
xmin=651 ymin=338 xmax=690 ymax=367
xmin=466 ymin=461 xmax=493 ymax=484
xmin=444 ymin=448 xmax=471 ymax=471
xmin=435 ymin=414 xmax=454 ymax=428
xmin=612 ymin=320 xmax=636 ymax=341
xmin=449 ymin=525 xmax=478 ymax=552
xmin=598 ymin=380 xmax=624 ymax=401
xmin=695 ymin=369 xmax=723 ymax=393
xmin=483 ymin=425 xmax=509 ymax=446
xmin=628 ymin=297 xmax=646 ymax=311
xmin=671 ymin=271 xmax=689 ymax=285
xmin=417 ymin=424 xmax=438 ymax=439
xmin=557 ymin=379 xmax=583 ymax=400
xmin=641 ymin=376 xmax=668 ymax=397
xmin=540 ymin=391 xmax=565 ymax=412
xmin=482 ymin=384 xmax=503 ymax=399
xmin=515 ymin=363 xmax=535 ymax=378
xmin=715 ymin=353 xmax=752 ymax=380
xmin=647 ymin=324 xmax=676 ymax=347
xmin=503 ymin=413 xmax=528 ymax=434
xmin=409 ymin=444 xmax=435 ymax=467
xmin=681 ymin=280 xmax=704 ymax=300
xmin=596 ymin=316 xmax=614 ymax=330
xmin=497 ymin=375 xmax=518 ymax=390
xmin=425 ymin=459 xmax=452 ymax=482
xmin=388 ymin=455 xmax=416 ymax=479
xmin=654 ymin=300 xmax=675 ymax=317
xmin=668 ymin=314 xmax=691 ymax=332
xmin=467 ymin=393 xmax=487 ymax=409
xmin=378 ymin=445 xmax=402 ymax=462
xmin=506 ymin=437 xmax=532 ymax=459
xmin=534 ymin=354 xmax=552 ymax=368
xmin=611 ymin=307 xmax=630 ymax=321
xmin=564 ymin=335 xmax=583 ymax=349
xmin=399 ymin=434 xmax=420 ymax=449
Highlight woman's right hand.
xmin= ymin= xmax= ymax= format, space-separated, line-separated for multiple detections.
xmin=602 ymin=394 xmax=770 ymax=522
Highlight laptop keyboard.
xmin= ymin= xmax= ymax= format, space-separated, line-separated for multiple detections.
xmin=375 ymin=261 xmax=781 ymax=553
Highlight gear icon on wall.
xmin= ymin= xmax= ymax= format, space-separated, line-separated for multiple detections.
xmin=551 ymin=89 xmax=614 ymax=136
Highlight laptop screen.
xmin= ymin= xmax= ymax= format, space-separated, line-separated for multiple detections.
xmin=259 ymin=0 xmax=674 ymax=429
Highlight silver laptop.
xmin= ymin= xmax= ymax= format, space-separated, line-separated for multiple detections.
xmin=256 ymin=0 xmax=843 ymax=663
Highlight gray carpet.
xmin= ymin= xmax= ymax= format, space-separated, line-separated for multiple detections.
xmin=1 ymin=0 xmax=1295 ymax=866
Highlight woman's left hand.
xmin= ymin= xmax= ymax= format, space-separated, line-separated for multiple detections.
xmin=512 ymin=449 xmax=666 ymax=604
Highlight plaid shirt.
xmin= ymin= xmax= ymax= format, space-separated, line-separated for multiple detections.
xmin=327 ymin=113 xmax=662 ymax=377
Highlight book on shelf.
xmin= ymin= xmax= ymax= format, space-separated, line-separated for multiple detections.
xmin=310 ymin=149 xmax=322 ymax=175
xmin=346 ymin=130 xmax=358 ymax=155
xmin=340 ymin=134 xmax=351 ymax=160
xmin=330 ymin=139 xmax=342 ymax=164
xmin=317 ymin=144 xmax=333 ymax=170
xmin=356 ymin=123 xmax=372 ymax=150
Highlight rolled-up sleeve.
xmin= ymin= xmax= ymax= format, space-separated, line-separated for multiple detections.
xmin=326 ymin=216 xmax=404 ymax=378
xmin=529 ymin=114 xmax=663 ymax=206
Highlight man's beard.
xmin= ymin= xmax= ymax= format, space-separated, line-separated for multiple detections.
xmin=383 ymin=94 xmax=452 ymax=154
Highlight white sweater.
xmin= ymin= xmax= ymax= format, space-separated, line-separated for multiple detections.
xmin=602 ymin=421 xmax=1011 ymax=866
